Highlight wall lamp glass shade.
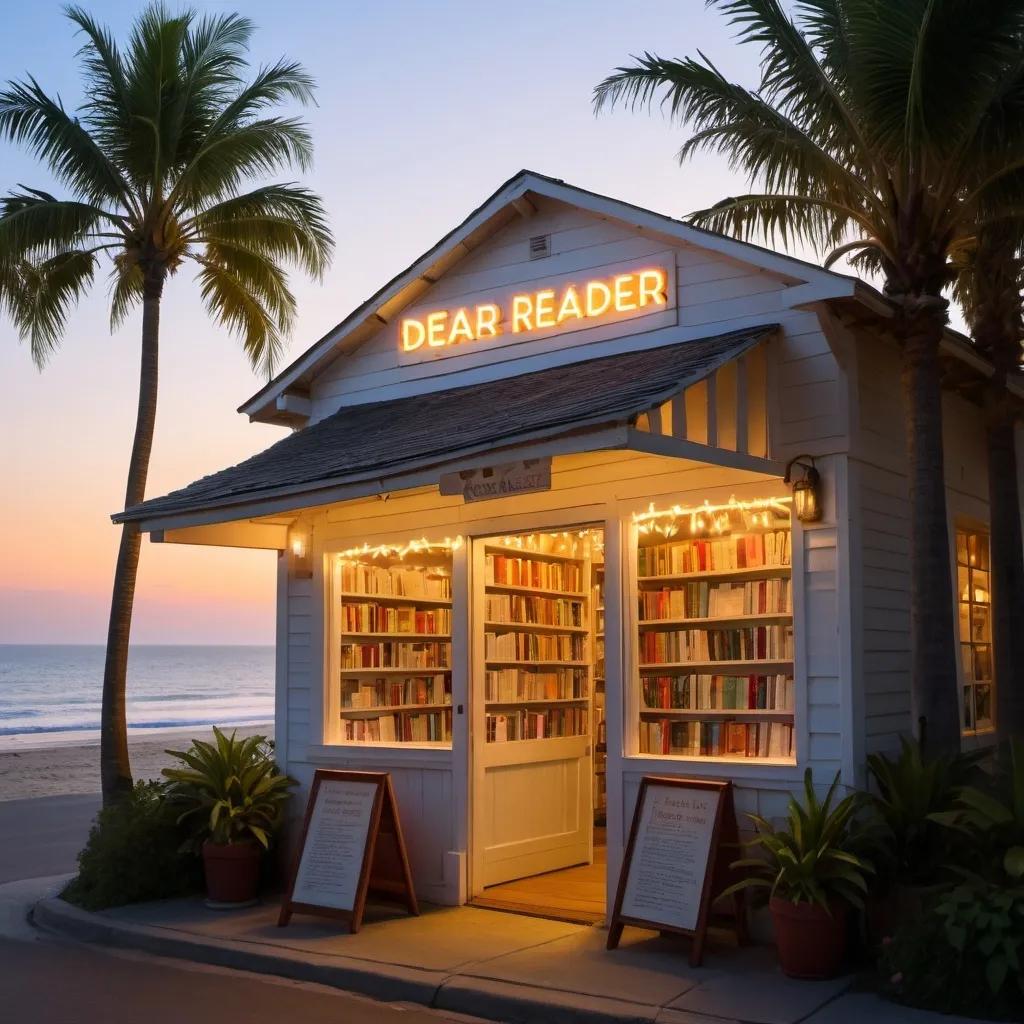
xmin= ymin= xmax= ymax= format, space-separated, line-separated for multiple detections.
xmin=784 ymin=456 xmax=823 ymax=523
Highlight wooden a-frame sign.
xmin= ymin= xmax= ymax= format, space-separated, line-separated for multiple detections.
xmin=606 ymin=777 xmax=747 ymax=966
xmin=278 ymin=769 xmax=418 ymax=933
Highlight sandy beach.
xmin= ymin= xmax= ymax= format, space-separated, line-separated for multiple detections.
xmin=0 ymin=724 xmax=274 ymax=802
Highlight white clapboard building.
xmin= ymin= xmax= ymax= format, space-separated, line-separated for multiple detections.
xmin=117 ymin=171 xmax=1010 ymax=917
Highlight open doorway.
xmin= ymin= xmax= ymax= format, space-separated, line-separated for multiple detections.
xmin=469 ymin=526 xmax=607 ymax=924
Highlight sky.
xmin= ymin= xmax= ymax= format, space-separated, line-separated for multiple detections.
xmin=0 ymin=0 xmax=795 ymax=644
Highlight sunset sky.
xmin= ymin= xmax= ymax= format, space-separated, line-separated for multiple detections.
xmin=0 ymin=1 xmax=800 ymax=644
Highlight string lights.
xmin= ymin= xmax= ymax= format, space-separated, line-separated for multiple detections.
xmin=633 ymin=496 xmax=792 ymax=538
xmin=489 ymin=528 xmax=603 ymax=559
xmin=336 ymin=536 xmax=463 ymax=564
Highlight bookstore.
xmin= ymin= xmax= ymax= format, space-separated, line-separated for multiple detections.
xmin=119 ymin=171 xmax=1010 ymax=920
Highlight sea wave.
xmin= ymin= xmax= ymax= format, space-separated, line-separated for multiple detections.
xmin=0 ymin=715 xmax=275 ymax=737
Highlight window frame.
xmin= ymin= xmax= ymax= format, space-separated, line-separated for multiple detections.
xmin=954 ymin=521 xmax=995 ymax=736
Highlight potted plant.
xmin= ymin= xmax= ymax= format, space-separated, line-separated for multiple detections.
xmin=163 ymin=727 xmax=297 ymax=905
xmin=725 ymin=769 xmax=873 ymax=979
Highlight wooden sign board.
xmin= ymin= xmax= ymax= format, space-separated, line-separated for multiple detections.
xmin=278 ymin=769 xmax=418 ymax=933
xmin=439 ymin=458 xmax=551 ymax=503
xmin=607 ymin=777 xmax=744 ymax=966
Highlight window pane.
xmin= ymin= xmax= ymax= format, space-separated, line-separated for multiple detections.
xmin=971 ymin=569 xmax=990 ymax=605
xmin=959 ymin=603 xmax=971 ymax=640
xmin=975 ymin=684 xmax=993 ymax=729
xmin=958 ymin=565 xmax=971 ymax=602
xmin=974 ymin=644 xmax=993 ymax=682
xmin=971 ymin=605 xmax=991 ymax=643
xmin=957 ymin=531 xmax=969 ymax=566
xmin=968 ymin=533 xmax=989 ymax=571
xmin=963 ymin=685 xmax=975 ymax=730
xmin=961 ymin=642 xmax=974 ymax=679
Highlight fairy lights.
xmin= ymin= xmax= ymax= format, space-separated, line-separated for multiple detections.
xmin=633 ymin=496 xmax=792 ymax=538
xmin=336 ymin=536 xmax=463 ymax=564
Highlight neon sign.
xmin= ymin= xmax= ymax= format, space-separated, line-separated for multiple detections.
xmin=400 ymin=266 xmax=668 ymax=353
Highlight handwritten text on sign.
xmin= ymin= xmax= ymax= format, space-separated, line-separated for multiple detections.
xmin=620 ymin=783 xmax=721 ymax=932
xmin=400 ymin=266 xmax=668 ymax=354
xmin=291 ymin=779 xmax=377 ymax=911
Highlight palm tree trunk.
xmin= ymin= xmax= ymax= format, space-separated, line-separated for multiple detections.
xmin=986 ymin=388 xmax=1024 ymax=740
xmin=901 ymin=317 xmax=962 ymax=754
xmin=100 ymin=272 xmax=163 ymax=806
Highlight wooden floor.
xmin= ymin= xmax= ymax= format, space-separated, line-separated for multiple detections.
xmin=471 ymin=842 xmax=607 ymax=925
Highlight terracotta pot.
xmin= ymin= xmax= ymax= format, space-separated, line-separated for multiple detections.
xmin=202 ymin=841 xmax=261 ymax=904
xmin=770 ymin=896 xmax=848 ymax=979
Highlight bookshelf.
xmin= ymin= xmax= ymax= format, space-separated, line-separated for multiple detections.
xmin=335 ymin=551 xmax=454 ymax=745
xmin=482 ymin=536 xmax=593 ymax=745
xmin=635 ymin=506 xmax=795 ymax=761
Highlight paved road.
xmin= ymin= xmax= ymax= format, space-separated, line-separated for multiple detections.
xmin=1 ymin=937 xmax=462 ymax=1024
xmin=0 ymin=793 xmax=100 ymax=883
xmin=0 ymin=796 xmax=481 ymax=1024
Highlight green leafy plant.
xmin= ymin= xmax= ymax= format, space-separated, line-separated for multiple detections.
xmin=62 ymin=780 xmax=203 ymax=911
xmin=951 ymin=738 xmax=1024 ymax=882
xmin=866 ymin=737 xmax=982 ymax=888
xmin=881 ymin=881 xmax=1024 ymax=1020
xmin=936 ymin=879 xmax=1024 ymax=996
xmin=162 ymin=727 xmax=297 ymax=850
xmin=725 ymin=769 xmax=873 ymax=910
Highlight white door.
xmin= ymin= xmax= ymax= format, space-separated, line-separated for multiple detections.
xmin=479 ymin=734 xmax=593 ymax=886
xmin=471 ymin=532 xmax=595 ymax=890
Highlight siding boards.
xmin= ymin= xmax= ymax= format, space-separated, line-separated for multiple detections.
xmin=308 ymin=204 xmax=835 ymax=429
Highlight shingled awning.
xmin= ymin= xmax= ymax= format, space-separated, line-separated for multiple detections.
xmin=115 ymin=325 xmax=777 ymax=527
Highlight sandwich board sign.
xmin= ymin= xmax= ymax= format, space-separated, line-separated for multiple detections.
xmin=606 ymin=776 xmax=745 ymax=965
xmin=278 ymin=769 xmax=417 ymax=933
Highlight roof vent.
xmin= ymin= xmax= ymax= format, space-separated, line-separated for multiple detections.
xmin=528 ymin=234 xmax=551 ymax=260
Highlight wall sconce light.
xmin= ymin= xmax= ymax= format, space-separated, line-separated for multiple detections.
xmin=784 ymin=454 xmax=823 ymax=523
xmin=288 ymin=527 xmax=312 ymax=578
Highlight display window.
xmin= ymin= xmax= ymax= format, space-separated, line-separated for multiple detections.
xmin=330 ymin=539 xmax=459 ymax=746
xmin=632 ymin=497 xmax=796 ymax=762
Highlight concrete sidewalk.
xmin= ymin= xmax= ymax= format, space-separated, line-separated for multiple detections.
xmin=34 ymin=893 xmax=976 ymax=1024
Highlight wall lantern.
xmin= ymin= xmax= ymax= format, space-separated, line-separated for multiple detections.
xmin=784 ymin=455 xmax=823 ymax=523
xmin=288 ymin=526 xmax=313 ymax=578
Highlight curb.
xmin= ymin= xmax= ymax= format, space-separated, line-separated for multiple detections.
xmin=32 ymin=897 xmax=682 ymax=1024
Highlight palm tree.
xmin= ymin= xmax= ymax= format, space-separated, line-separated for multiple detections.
xmin=0 ymin=5 xmax=333 ymax=804
xmin=594 ymin=0 xmax=1024 ymax=754
xmin=955 ymin=220 xmax=1024 ymax=739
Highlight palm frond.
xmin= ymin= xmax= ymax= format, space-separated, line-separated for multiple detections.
xmin=188 ymin=183 xmax=332 ymax=279
xmin=108 ymin=258 xmax=145 ymax=330
xmin=0 ymin=188 xmax=118 ymax=258
xmin=1 ymin=249 xmax=98 ymax=367
xmin=195 ymin=257 xmax=285 ymax=377
xmin=0 ymin=77 xmax=134 ymax=212
xmin=171 ymin=117 xmax=315 ymax=209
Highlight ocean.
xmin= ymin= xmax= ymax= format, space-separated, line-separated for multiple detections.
xmin=0 ymin=645 xmax=275 ymax=747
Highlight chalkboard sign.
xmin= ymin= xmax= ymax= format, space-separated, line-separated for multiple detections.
xmin=278 ymin=770 xmax=418 ymax=933
xmin=607 ymin=777 xmax=743 ymax=965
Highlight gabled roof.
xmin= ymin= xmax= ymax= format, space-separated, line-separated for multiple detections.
xmin=117 ymin=324 xmax=776 ymax=526
xmin=241 ymin=169 xmax=865 ymax=425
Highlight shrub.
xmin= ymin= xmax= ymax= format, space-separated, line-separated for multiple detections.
xmin=62 ymin=781 xmax=203 ymax=911
xmin=866 ymin=737 xmax=982 ymax=889
xmin=880 ymin=880 xmax=1024 ymax=1021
